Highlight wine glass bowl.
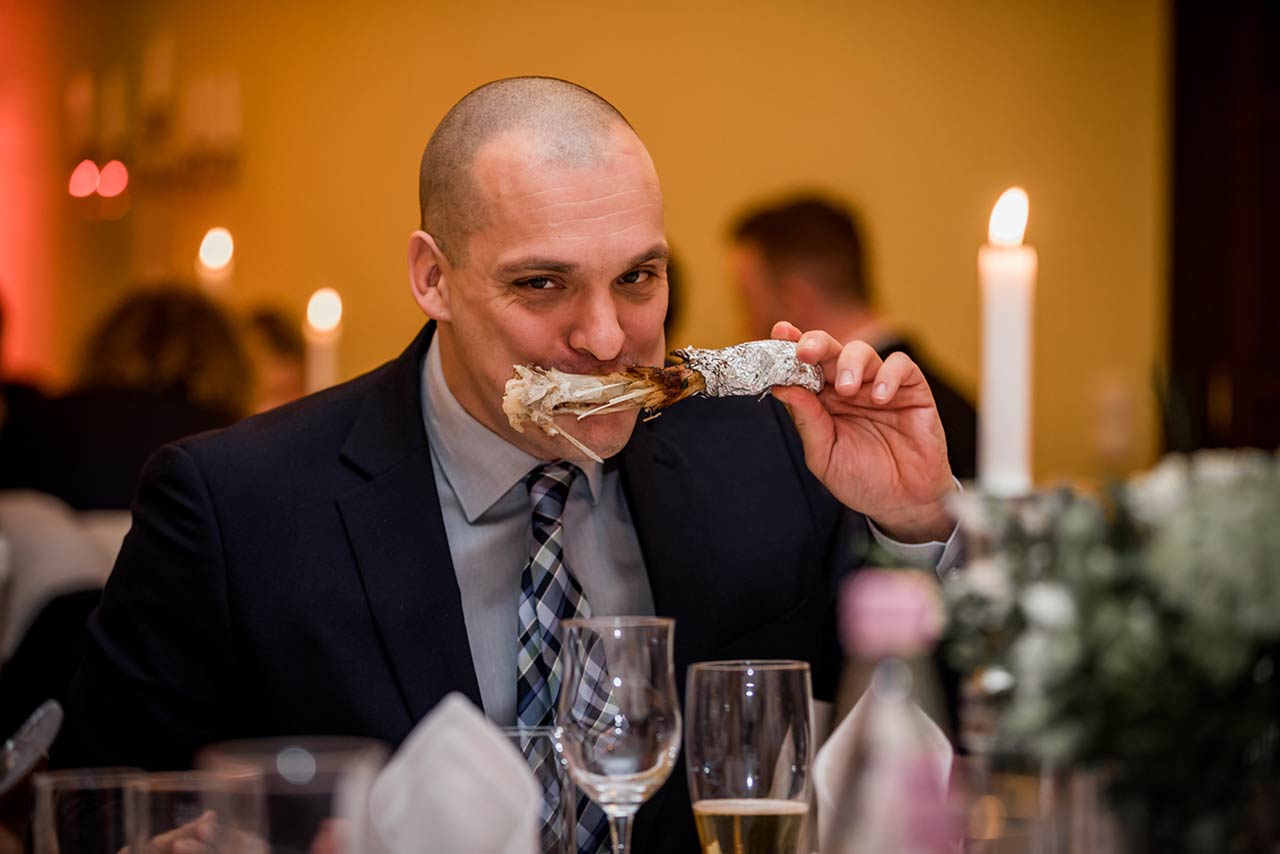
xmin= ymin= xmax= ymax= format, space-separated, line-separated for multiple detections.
xmin=556 ymin=616 xmax=681 ymax=851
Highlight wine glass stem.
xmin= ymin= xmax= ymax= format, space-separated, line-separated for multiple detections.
xmin=608 ymin=812 xmax=634 ymax=854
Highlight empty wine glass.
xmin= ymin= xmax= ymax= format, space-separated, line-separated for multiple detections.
xmin=685 ymin=660 xmax=813 ymax=854
xmin=556 ymin=617 xmax=681 ymax=854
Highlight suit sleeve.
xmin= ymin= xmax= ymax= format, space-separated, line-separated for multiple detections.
xmin=54 ymin=443 xmax=235 ymax=770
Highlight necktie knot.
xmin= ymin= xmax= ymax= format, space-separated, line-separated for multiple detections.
xmin=525 ymin=461 xmax=579 ymax=526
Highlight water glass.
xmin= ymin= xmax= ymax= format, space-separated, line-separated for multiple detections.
xmin=125 ymin=770 xmax=266 ymax=854
xmin=32 ymin=768 xmax=140 ymax=854
xmin=198 ymin=736 xmax=387 ymax=853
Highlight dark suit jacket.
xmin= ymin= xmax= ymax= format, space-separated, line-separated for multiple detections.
xmin=59 ymin=323 xmax=852 ymax=852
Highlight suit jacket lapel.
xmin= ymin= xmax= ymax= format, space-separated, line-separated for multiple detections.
xmin=619 ymin=418 xmax=721 ymax=681
xmin=336 ymin=323 xmax=483 ymax=726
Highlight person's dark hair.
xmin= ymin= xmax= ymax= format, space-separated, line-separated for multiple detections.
xmin=418 ymin=76 xmax=634 ymax=265
xmin=731 ymin=195 xmax=873 ymax=306
xmin=245 ymin=306 xmax=305 ymax=361
xmin=78 ymin=286 xmax=253 ymax=417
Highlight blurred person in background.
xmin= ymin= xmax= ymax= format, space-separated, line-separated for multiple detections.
xmin=0 ymin=285 xmax=252 ymax=510
xmin=0 ymin=290 xmax=46 ymax=450
xmin=243 ymin=304 xmax=306 ymax=413
xmin=730 ymin=195 xmax=978 ymax=479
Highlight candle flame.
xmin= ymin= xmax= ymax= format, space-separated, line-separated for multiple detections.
xmin=988 ymin=187 xmax=1030 ymax=247
xmin=198 ymin=227 xmax=235 ymax=270
xmin=307 ymin=287 xmax=343 ymax=334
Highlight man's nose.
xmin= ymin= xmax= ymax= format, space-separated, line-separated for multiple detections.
xmin=568 ymin=288 xmax=626 ymax=363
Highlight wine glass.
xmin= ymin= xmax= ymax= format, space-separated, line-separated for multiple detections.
xmin=556 ymin=616 xmax=681 ymax=854
xmin=124 ymin=770 xmax=266 ymax=854
xmin=685 ymin=660 xmax=813 ymax=854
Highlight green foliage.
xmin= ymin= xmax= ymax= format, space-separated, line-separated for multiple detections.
xmin=941 ymin=451 xmax=1280 ymax=851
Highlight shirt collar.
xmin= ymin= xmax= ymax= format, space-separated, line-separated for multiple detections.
xmin=420 ymin=334 xmax=603 ymax=522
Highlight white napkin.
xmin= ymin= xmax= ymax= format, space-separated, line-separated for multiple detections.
xmin=812 ymin=691 xmax=953 ymax=851
xmin=368 ymin=693 xmax=539 ymax=854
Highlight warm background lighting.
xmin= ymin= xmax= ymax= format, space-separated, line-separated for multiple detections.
xmin=198 ymin=227 xmax=235 ymax=270
xmin=97 ymin=160 xmax=128 ymax=198
xmin=68 ymin=159 xmax=99 ymax=198
xmin=988 ymin=187 xmax=1030 ymax=247
xmin=306 ymin=287 xmax=343 ymax=334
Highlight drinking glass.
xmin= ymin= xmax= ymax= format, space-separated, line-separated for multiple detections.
xmin=685 ymin=660 xmax=813 ymax=854
xmin=125 ymin=770 xmax=266 ymax=854
xmin=32 ymin=768 xmax=141 ymax=854
xmin=556 ymin=616 xmax=681 ymax=854
xmin=500 ymin=726 xmax=576 ymax=854
xmin=198 ymin=736 xmax=387 ymax=853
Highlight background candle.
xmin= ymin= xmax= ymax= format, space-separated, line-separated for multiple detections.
xmin=305 ymin=287 xmax=343 ymax=393
xmin=978 ymin=187 xmax=1037 ymax=496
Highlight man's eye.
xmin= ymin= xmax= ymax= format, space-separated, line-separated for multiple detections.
xmin=618 ymin=269 xmax=653 ymax=285
xmin=518 ymin=276 xmax=556 ymax=290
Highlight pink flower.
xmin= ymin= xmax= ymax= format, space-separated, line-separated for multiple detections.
xmin=841 ymin=570 xmax=945 ymax=658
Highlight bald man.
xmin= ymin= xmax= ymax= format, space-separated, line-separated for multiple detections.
xmin=60 ymin=79 xmax=961 ymax=852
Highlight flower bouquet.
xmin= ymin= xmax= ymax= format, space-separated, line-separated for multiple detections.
xmin=942 ymin=450 xmax=1280 ymax=852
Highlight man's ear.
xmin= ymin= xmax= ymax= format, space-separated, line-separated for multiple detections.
xmin=408 ymin=230 xmax=452 ymax=321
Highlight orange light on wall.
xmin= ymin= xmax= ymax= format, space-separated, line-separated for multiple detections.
xmin=68 ymin=159 xmax=99 ymax=197
xmin=97 ymin=160 xmax=128 ymax=197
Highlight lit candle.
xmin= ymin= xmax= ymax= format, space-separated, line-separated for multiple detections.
xmin=305 ymin=288 xmax=343 ymax=393
xmin=978 ymin=187 xmax=1037 ymax=495
xmin=195 ymin=227 xmax=235 ymax=295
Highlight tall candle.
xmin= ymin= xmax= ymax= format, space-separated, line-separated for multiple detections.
xmin=978 ymin=187 xmax=1037 ymax=495
xmin=305 ymin=288 xmax=343 ymax=393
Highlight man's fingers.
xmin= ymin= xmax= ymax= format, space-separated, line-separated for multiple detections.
xmin=834 ymin=341 xmax=882 ymax=396
xmin=771 ymin=386 xmax=835 ymax=474
xmin=770 ymin=320 xmax=802 ymax=342
xmin=870 ymin=351 xmax=919 ymax=404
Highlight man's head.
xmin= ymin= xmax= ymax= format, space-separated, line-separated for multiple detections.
xmin=729 ymin=196 xmax=872 ymax=339
xmin=409 ymin=77 xmax=668 ymax=462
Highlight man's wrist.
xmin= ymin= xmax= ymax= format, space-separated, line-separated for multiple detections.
xmin=869 ymin=481 xmax=959 ymax=544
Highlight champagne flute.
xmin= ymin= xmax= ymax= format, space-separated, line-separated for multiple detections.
xmin=686 ymin=660 xmax=813 ymax=854
xmin=556 ymin=616 xmax=681 ymax=854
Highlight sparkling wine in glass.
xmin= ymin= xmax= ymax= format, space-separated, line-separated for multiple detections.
xmin=686 ymin=660 xmax=813 ymax=854
xmin=556 ymin=616 xmax=681 ymax=854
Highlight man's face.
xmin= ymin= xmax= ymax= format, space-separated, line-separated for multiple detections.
xmin=431 ymin=127 xmax=669 ymax=461
xmin=730 ymin=241 xmax=784 ymax=340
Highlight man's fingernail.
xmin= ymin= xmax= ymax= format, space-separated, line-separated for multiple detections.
xmin=837 ymin=370 xmax=854 ymax=389
xmin=873 ymin=382 xmax=888 ymax=399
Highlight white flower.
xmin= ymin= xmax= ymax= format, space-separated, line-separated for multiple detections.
xmin=1021 ymin=582 xmax=1076 ymax=630
xmin=1126 ymin=453 xmax=1188 ymax=523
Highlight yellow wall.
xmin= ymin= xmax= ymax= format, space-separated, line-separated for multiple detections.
xmin=53 ymin=0 xmax=1168 ymax=482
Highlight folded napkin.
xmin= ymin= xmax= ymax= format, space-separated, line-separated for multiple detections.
xmin=368 ymin=694 xmax=539 ymax=854
xmin=812 ymin=689 xmax=953 ymax=852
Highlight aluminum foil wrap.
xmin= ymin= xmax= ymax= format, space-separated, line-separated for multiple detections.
xmin=673 ymin=339 xmax=825 ymax=398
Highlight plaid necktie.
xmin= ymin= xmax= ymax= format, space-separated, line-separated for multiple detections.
xmin=516 ymin=462 xmax=611 ymax=854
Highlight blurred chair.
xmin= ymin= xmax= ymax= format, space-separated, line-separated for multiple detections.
xmin=0 ymin=492 xmax=114 ymax=659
